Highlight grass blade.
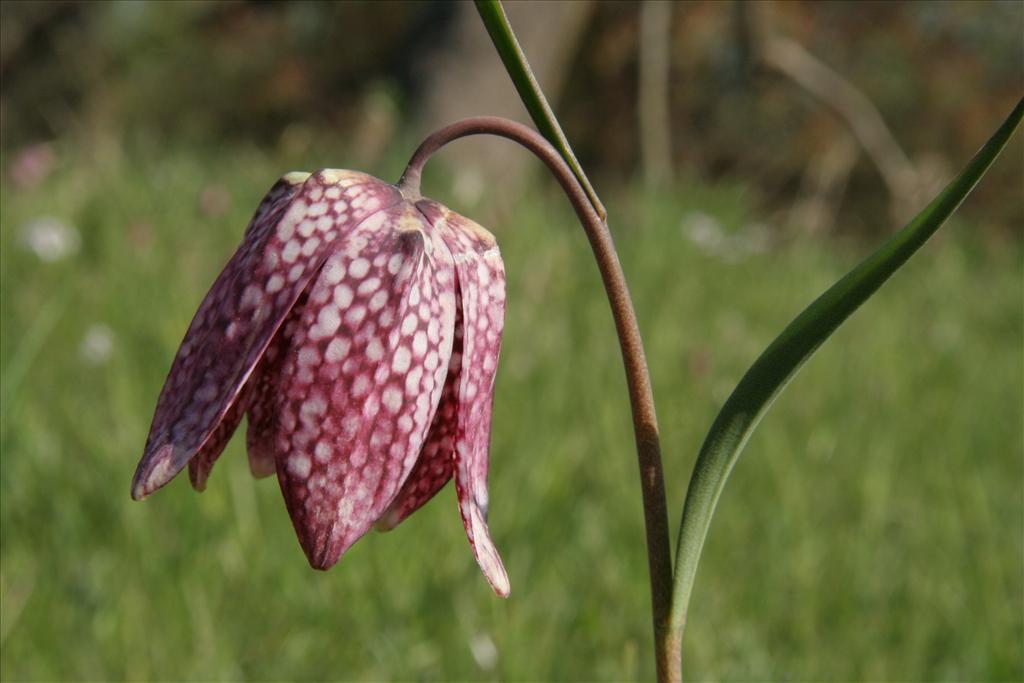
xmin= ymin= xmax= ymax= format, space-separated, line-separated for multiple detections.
xmin=670 ymin=96 xmax=1024 ymax=654
xmin=473 ymin=0 xmax=606 ymax=220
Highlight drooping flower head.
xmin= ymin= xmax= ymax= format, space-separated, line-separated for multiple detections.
xmin=131 ymin=170 xmax=509 ymax=596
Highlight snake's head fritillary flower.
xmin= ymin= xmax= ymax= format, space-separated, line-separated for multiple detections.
xmin=131 ymin=170 xmax=509 ymax=596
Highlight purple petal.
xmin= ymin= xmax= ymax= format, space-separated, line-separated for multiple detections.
xmin=271 ymin=203 xmax=457 ymax=569
xmin=418 ymin=200 xmax=509 ymax=597
xmin=187 ymin=381 xmax=253 ymax=491
xmin=131 ymin=170 xmax=402 ymax=500
xmin=245 ymin=298 xmax=305 ymax=479
xmin=376 ymin=302 xmax=463 ymax=530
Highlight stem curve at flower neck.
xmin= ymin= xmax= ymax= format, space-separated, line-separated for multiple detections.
xmin=399 ymin=116 xmax=679 ymax=683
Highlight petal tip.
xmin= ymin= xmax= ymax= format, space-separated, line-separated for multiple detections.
xmin=131 ymin=442 xmax=178 ymax=500
xmin=374 ymin=512 xmax=400 ymax=533
xmin=303 ymin=543 xmax=342 ymax=571
xmin=129 ymin=481 xmax=147 ymax=501
xmin=247 ymin=454 xmax=276 ymax=480
xmin=468 ymin=503 xmax=510 ymax=598
xmin=188 ymin=467 xmax=208 ymax=493
xmin=494 ymin=582 xmax=511 ymax=599
xmin=485 ymin=559 xmax=511 ymax=598
xmin=292 ymin=523 xmax=346 ymax=571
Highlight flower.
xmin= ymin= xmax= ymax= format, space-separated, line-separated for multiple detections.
xmin=80 ymin=323 xmax=116 ymax=365
xmin=9 ymin=142 xmax=56 ymax=190
xmin=131 ymin=169 xmax=509 ymax=596
xmin=20 ymin=217 xmax=80 ymax=262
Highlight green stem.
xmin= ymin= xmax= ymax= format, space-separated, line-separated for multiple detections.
xmin=473 ymin=0 xmax=607 ymax=221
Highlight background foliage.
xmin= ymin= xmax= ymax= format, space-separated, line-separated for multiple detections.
xmin=1 ymin=1 xmax=1021 ymax=680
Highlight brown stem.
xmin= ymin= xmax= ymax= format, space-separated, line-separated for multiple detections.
xmin=399 ymin=117 xmax=678 ymax=682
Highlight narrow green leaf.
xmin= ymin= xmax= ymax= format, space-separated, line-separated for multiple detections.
xmin=474 ymin=0 xmax=606 ymax=221
xmin=670 ymin=97 xmax=1023 ymax=649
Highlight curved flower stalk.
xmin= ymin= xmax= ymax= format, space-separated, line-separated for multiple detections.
xmin=133 ymin=116 xmax=669 ymax=674
xmin=402 ymin=118 xmax=674 ymax=679
xmin=132 ymin=169 xmax=510 ymax=596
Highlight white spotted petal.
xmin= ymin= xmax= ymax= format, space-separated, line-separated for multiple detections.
xmin=245 ymin=301 xmax=304 ymax=479
xmin=132 ymin=170 xmax=401 ymax=500
xmin=133 ymin=169 xmax=509 ymax=598
xmin=407 ymin=200 xmax=510 ymax=597
xmin=270 ymin=203 xmax=456 ymax=569
xmin=377 ymin=304 xmax=463 ymax=530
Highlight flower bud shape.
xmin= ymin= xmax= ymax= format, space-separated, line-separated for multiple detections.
xmin=131 ymin=170 xmax=509 ymax=597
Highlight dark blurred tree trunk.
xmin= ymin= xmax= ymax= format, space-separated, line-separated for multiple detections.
xmin=412 ymin=1 xmax=594 ymax=207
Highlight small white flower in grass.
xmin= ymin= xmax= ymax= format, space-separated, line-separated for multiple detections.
xmin=681 ymin=211 xmax=774 ymax=262
xmin=681 ymin=211 xmax=725 ymax=251
xmin=80 ymin=324 xmax=115 ymax=365
xmin=469 ymin=633 xmax=498 ymax=671
xmin=20 ymin=217 xmax=80 ymax=262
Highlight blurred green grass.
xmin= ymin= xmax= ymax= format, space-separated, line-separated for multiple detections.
xmin=1 ymin=142 xmax=1021 ymax=681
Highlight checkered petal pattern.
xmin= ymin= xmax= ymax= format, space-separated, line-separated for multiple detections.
xmin=132 ymin=170 xmax=510 ymax=596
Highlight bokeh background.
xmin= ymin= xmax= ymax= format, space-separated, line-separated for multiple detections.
xmin=1 ymin=2 xmax=1021 ymax=681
